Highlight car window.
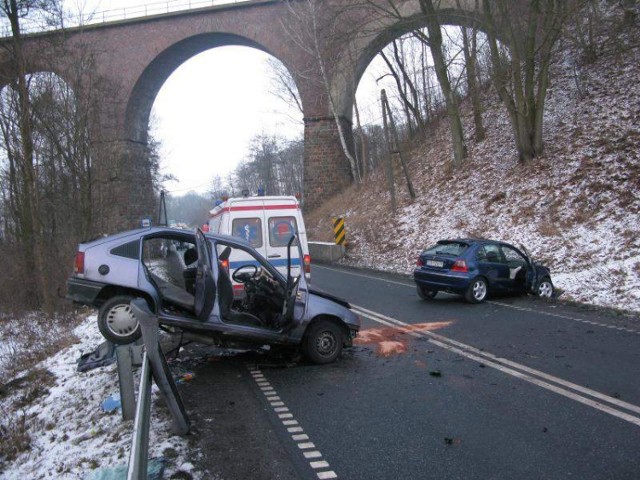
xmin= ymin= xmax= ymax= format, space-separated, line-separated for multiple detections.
xmin=269 ymin=216 xmax=298 ymax=247
xmin=231 ymin=218 xmax=263 ymax=248
xmin=481 ymin=244 xmax=504 ymax=263
xmin=143 ymin=237 xmax=196 ymax=288
xmin=424 ymin=241 xmax=468 ymax=256
xmin=502 ymin=246 xmax=527 ymax=265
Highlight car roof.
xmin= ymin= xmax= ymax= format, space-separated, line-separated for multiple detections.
xmin=438 ymin=238 xmax=517 ymax=248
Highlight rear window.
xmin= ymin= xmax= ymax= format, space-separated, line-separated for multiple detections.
xmin=231 ymin=218 xmax=263 ymax=248
xmin=423 ymin=241 xmax=469 ymax=256
xmin=269 ymin=216 xmax=298 ymax=247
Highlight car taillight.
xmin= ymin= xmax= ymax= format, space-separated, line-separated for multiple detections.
xmin=451 ymin=259 xmax=468 ymax=272
xmin=74 ymin=251 xmax=85 ymax=274
xmin=304 ymin=254 xmax=311 ymax=274
xmin=416 ymin=256 xmax=424 ymax=267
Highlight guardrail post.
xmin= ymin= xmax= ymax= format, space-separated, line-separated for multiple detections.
xmin=131 ymin=299 xmax=190 ymax=435
xmin=116 ymin=346 xmax=135 ymax=421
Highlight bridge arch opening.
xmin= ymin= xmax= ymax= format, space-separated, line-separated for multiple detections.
xmin=342 ymin=10 xmax=490 ymax=177
xmin=333 ymin=6 xmax=487 ymax=124
xmin=126 ymin=33 xmax=304 ymax=196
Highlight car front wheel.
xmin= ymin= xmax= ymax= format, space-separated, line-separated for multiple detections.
xmin=98 ymin=295 xmax=142 ymax=344
xmin=465 ymin=278 xmax=488 ymax=303
xmin=537 ymin=278 xmax=554 ymax=298
xmin=303 ymin=320 xmax=344 ymax=364
xmin=417 ymin=285 xmax=437 ymax=300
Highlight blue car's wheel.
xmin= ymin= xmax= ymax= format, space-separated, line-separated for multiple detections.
xmin=465 ymin=278 xmax=488 ymax=303
xmin=537 ymin=278 xmax=554 ymax=298
xmin=417 ymin=286 xmax=437 ymax=300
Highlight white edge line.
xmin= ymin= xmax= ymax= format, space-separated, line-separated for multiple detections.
xmin=353 ymin=306 xmax=640 ymax=423
xmin=429 ymin=338 xmax=640 ymax=428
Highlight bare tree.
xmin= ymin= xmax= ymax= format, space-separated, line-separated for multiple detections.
xmin=0 ymin=0 xmax=62 ymax=315
xmin=418 ymin=0 xmax=467 ymax=166
xmin=460 ymin=18 xmax=485 ymax=141
xmin=483 ymin=0 xmax=569 ymax=161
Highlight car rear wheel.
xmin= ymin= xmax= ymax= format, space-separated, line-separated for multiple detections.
xmin=98 ymin=295 xmax=141 ymax=344
xmin=303 ymin=320 xmax=344 ymax=364
xmin=417 ymin=286 xmax=437 ymax=300
xmin=465 ymin=278 xmax=488 ymax=303
xmin=537 ymin=278 xmax=554 ymax=298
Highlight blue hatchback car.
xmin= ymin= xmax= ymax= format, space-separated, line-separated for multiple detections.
xmin=413 ymin=239 xmax=554 ymax=303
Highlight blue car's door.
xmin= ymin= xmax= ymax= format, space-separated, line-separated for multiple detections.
xmin=500 ymin=245 xmax=530 ymax=293
xmin=476 ymin=244 xmax=510 ymax=291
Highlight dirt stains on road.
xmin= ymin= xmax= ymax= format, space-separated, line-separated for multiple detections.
xmin=355 ymin=322 xmax=452 ymax=357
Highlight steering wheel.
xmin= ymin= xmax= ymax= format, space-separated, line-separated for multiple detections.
xmin=232 ymin=264 xmax=259 ymax=283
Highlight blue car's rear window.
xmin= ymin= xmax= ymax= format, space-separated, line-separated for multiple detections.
xmin=424 ymin=241 xmax=469 ymax=256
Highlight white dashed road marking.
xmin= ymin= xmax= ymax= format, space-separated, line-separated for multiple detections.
xmin=248 ymin=365 xmax=339 ymax=479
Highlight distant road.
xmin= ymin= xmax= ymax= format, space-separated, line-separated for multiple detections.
xmin=182 ymin=264 xmax=640 ymax=480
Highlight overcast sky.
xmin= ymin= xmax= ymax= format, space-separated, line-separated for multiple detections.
xmin=63 ymin=0 xmax=385 ymax=196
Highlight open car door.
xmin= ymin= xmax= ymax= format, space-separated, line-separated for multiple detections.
xmin=194 ymin=228 xmax=216 ymax=321
xmin=282 ymin=234 xmax=309 ymax=325
xmin=519 ymin=244 xmax=539 ymax=293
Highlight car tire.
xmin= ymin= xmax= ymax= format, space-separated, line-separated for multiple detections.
xmin=303 ymin=320 xmax=344 ymax=364
xmin=465 ymin=278 xmax=488 ymax=303
xmin=98 ymin=295 xmax=142 ymax=345
xmin=537 ymin=277 xmax=554 ymax=298
xmin=417 ymin=286 xmax=437 ymax=300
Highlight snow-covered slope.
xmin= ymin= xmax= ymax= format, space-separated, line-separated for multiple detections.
xmin=0 ymin=315 xmax=196 ymax=479
xmin=307 ymin=37 xmax=640 ymax=313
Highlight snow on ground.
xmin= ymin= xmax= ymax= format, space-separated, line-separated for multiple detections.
xmin=307 ymin=25 xmax=640 ymax=314
xmin=0 ymin=314 xmax=197 ymax=479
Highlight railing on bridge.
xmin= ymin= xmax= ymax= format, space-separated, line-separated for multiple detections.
xmin=1 ymin=0 xmax=253 ymax=37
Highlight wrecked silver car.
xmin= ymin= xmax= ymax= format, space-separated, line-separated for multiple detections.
xmin=67 ymin=227 xmax=360 ymax=364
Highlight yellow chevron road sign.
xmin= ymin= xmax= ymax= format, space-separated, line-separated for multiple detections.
xmin=333 ymin=217 xmax=345 ymax=245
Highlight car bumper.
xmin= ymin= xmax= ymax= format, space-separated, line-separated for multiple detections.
xmin=66 ymin=277 xmax=107 ymax=306
xmin=413 ymin=268 xmax=471 ymax=292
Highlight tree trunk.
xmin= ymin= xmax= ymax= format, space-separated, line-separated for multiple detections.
xmin=7 ymin=0 xmax=55 ymax=315
xmin=420 ymin=0 xmax=467 ymax=166
xmin=461 ymin=23 xmax=485 ymax=142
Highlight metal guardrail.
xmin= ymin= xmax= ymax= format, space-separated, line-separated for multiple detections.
xmin=0 ymin=0 xmax=252 ymax=37
xmin=128 ymin=353 xmax=152 ymax=480
xmin=123 ymin=299 xmax=190 ymax=480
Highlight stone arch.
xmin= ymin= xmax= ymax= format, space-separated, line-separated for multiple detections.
xmin=124 ymin=32 xmax=302 ymax=145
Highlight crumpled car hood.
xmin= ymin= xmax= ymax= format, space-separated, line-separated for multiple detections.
xmin=308 ymin=286 xmax=351 ymax=309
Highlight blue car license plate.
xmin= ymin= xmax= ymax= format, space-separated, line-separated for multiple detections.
xmin=426 ymin=260 xmax=444 ymax=268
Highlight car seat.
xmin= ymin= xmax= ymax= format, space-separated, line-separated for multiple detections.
xmin=183 ymin=247 xmax=198 ymax=295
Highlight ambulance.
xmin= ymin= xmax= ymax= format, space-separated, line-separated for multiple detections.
xmin=209 ymin=195 xmax=311 ymax=291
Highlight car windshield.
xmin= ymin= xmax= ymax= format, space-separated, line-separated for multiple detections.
xmin=424 ymin=241 xmax=469 ymax=256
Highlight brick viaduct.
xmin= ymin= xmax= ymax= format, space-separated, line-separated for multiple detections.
xmin=0 ymin=0 xmax=484 ymax=230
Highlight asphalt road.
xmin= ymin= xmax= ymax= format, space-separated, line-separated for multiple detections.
xmin=180 ymin=264 xmax=640 ymax=480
